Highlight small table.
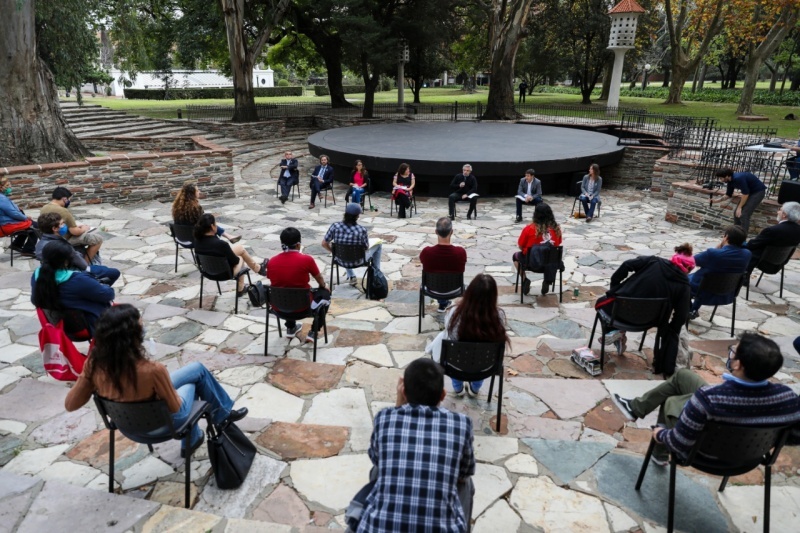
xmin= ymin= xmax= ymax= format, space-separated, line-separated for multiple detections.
xmin=745 ymin=144 xmax=790 ymax=153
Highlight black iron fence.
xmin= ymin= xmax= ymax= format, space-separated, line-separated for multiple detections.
xmin=692 ymin=142 xmax=787 ymax=199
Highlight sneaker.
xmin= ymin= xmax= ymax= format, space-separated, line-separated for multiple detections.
xmin=603 ymin=330 xmax=623 ymax=345
xmin=688 ymin=309 xmax=699 ymax=321
xmin=515 ymin=216 xmax=523 ymax=223
xmin=437 ymin=302 xmax=448 ymax=313
xmin=286 ymin=324 xmax=302 ymax=336
xmin=618 ymin=334 xmax=627 ymax=356
xmin=348 ymin=276 xmax=358 ymax=286
xmin=452 ymin=383 xmax=465 ymax=396
xmin=522 ymin=278 xmax=531 ymax=295
xmin=305 ymin=331 xmax=317 ymax=343
xmin=541 ymin=281 xmax=549 ymax=295
xmin=586 ymin=217 xmax=593 ymax=223
xmin=280 ymin=196 xmax=287 ymax=204
xmin=651 ymin=450 xmax=670 ymax=467
xmin=466 ymin=383 xmax=480 ymax=397
xmin=612 ymin=394 xmax=637 ymax=421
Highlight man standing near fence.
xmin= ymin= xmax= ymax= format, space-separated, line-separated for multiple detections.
xmin=711 ymin=168 xmax=767 ymax=236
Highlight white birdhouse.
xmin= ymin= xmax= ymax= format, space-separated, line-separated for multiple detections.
xmin=608 ymin=0 xmax=645 ymax=49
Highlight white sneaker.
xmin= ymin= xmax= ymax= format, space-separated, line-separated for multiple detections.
xmin=603 ymin=330 xmax=623 ymax=345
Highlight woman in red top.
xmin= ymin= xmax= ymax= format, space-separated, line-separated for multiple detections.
xmin=513 ymin=203 xmax=563 ymax=295
xmin=345 ymin=160 xmax=369 ymax=205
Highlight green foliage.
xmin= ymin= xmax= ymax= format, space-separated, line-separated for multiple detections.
xmin=313 ymin=85 xmax=366 ymax=96
xmin=124 ymin=86 xmax=303 ymax=100
xmin=531 ymin=85 xmax=800 ymax=106
xmin=267 ymin=33 xmax=325 ymax=81
xmin=277 ymin=79 xmax=290 ymax=87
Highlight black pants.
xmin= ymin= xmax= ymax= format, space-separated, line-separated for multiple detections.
xmin=278 ymin=176 xmax=296 ymax=198
xmin=284 ymin=288 xmax=331 ymax=331
xmin=395 ymin=194 xmax=411 ymax=218
xmin=516 ymin=196 xmax=542 ymax=218
xmin=449 ymin=193 xmax=476 ymax=217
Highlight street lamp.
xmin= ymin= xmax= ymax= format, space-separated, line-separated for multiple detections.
xmin=606 ymin=0 xmax=646 ymax=112
xmin=397 ymin=40 xmax=409 ymax=109
xmin=642 ymin=63 xmax=651 ymax=90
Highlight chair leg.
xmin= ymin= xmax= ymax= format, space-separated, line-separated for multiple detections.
xmin=184 ymin=451 xmax=191 ymax=508
xmin=264 ymin=310 xmax=269 ymax=356
xmin=514 ymin=264 xmax=520 ymax=293
xmin=709 ymin=305 xmax=717 ymax=322
xmin=719 ymin=475 xmax=729 ymax=492
xmin=756 ymin=271 xmax=764 ymax=287
xmin=495 ymin=368 xmax=504 ymax=433
xmin=487 ymin=374 xmax=495 ymax=402
xmin=313 ymin=320 xmax=319 ymax=363
xmin=746 ymin=282 xmax=750 ymax=300
xmin=668 ymin=460 xmax=677 ymax=533
xmin=147 ymin=444 xmax=154 ymax=453
xmin=199 ymin=277 xmax=204 ymax=308
xmin=764 ymin=465 xmax=771 ymax=533
xmin=780 ymin=267 xmax=785 ymax=298
xmin=559 ymin=268 xmax=563 ymax=303
xmin=635 ymin=438 xmax=655 ymax=490
xmin=234 ymin=290 xmax=239 ymax=314
xmin=329 ymin=260 xmax=334 ymax=289
xmin=588 ymin=314 xmax=599 ymax=350
xmin=730 ymin=301 xmax=736 ymax=338
xmin=175 ymin=245 xmax=179 ymax=273
xmin=216 ymin=281 xmax=222 ymax=295
xmin=638 ymin=329 xmax=647 ymax=351
xmin=108 ymin=428 xmax=116 ymax=493
xmin=418 ymin=290 xmax=424 ymax=334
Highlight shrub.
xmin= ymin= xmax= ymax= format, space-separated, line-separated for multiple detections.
xmin=313 ymin=85 xmax=366 ymax=96
xmin=123 ymin=86 xmax=303 ymax=100
xmin=277 ymin=79 xmax=290 ymax=87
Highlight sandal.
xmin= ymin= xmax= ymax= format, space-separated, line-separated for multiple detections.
xmin=228 ymin=235 xmax=242 ymax=244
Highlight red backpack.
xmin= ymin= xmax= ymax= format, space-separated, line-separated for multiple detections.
xmin=36 ymin=308 xmax=89 ymax=381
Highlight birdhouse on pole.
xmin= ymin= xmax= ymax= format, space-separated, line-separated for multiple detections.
xmin=608 ymin=0 xmax=645 ymax=49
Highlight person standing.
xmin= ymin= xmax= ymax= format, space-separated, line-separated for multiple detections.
xmin=781 ymin=127 xmax=800 ymax=180
xmin=514 ymin=169 xmax=543 ymax=223
xmin=711 ymin=168 xmax=767 ymax=236
xmin=448 ymin=164 xmax=478 ymax=220
xmin=277 ymin=150 xmax=299 ymax=204
xmin=420 ymin=217 xmax=467 ymax=313
xmin=309 ymin=155 xmax=334 ymax=209
xmin=518 ymin=81 xmax=528 ymax=103
xmin=579 ymin=163 xmax=603 ymax=222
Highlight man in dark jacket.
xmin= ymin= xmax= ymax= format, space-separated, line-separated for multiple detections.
xmin=688 ymin=226 xmax=750 ymax=319
xmin=448 ymin=164 xmax=478 ymax=220
xmin=745 ymin=201 xmax=800 ymax=273
xmin=599 ymin=253 xmax=691 ymax=376
xmin=277 ymin=150 xmax=299 ymax=204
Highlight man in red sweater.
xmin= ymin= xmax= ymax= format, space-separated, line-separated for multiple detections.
xmin=420 ymin=217 xmax=467 ymax=313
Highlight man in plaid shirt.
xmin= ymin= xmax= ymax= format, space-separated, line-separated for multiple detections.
xmin=322 ymin=203 xmax=382 ymax=284
xmin=354 ymin=358 xmax=475 ymax=532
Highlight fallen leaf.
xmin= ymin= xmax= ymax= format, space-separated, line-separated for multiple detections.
xmin=507 ymin=368 xmax=519 ymax=376
xmin=602 ymin=406 xmax=613 ymax=412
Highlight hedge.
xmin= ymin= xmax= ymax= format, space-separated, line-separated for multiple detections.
xmin=531 ymin=85 xmax=800 ymax=106
xmin=123 ymin=86 xmax=303 ymax=100
xmin=313 ymin=85 xmax=367 ymax=96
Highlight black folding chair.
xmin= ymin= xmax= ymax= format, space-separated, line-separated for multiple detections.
xmin=264 ymin=286 xmax=328 ymax=362
xmin=570 ymin=180 xmax=602 ymax=218
xmin=94 ymin=395 xmax=210 ymax=508
xmin=4 ymin=228 xmax=37 ymax=266
xmin=419 ymin=271 xmax=465 ymax=333
xmin=320 ymin=181 xmax=336 ymax=207
xmin=195 ymin=253 xmax=252 ymax=314
xmin=513 ymin=245 xmax=564 ymax=303
xmin=693 ymin=271 xmax=745 ymax=337
xmin=440 ymin=340 xmax=506 ymax=432
xmin=635 ymin=421 xmax=793 ymax=533
xmin=168 ymin=223 xmax=196 ymax=273
xmin=347 ymin=175 xmax=372 ymax=210
xmin=389 ymin=194 xmax=417 ymax=218
xmin=330 ymin=243 xmax=370 ymax=289
xmin=746 ymin=245 xmax=796 ymax=300
xmin=453 ymin=197 xmax=478 ymax=219
xmin=588 ymin=296 xmax=670 ymax=371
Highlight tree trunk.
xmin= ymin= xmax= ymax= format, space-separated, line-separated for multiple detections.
xmin=598 ymin=57 xmax=613 ymax=101
xmin=697 ymin=63 xmax=707 ymax=90
xmin=661 ymin=67 xmax=670 ymax=87
xmin=300 ymin=25 xmax=351 ymax=108
xmin=0 ymin=0 xmax=88 ymax=166
xmin=665 ymin=60 xmax=692 ymax=104
xmin=412 ymin=74 xmax=423 ymax=103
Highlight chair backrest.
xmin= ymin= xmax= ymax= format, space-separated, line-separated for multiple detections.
xmin=42 ymin=307 xmax=92 ymax=342
xmin=683 ymin=420 xmax=792 ymax=470
xmin=440 ymin=340 xmax=505 ymax=382
xmin=267 ymin=286 xmax=312 ymax=315
xmin=169 ymin=223 xmax=195 ymax=248
xmin=196 ymin=253 xmax=234 ymax=281
xmin=570 ymin=180 xmax=583 ymax=197
xmin=94 ymin=395 xmax=175 ymax=437
xmin=422 ymin=271 xmax=464 ymax=296
xmin=697 ymin=271 xmax=745 ymax=297
xmin=524 ymin=244 xmax=563 ymax=272
xmin=611 ymin=297 xmax=671 ymax=329
xmin=332 ymin=243 xmax=367 ymax=266
xmin=756 ymin=245 xmax=796 ymax=273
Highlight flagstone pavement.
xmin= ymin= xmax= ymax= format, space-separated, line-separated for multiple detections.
xmin=1 ymin=157 xmax=799 ymax=532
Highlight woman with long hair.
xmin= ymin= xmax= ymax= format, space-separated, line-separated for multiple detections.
xmin=64 ymin=304 xmax=247 ymax=456
xmin=193 ymin=213 xmax=265 ymax=294
xmin=0 ymin=176 xmax=38 ymax=254
xmin=579 ymin=163 xmax=603 ymax=222
xmin=31 ymin=239 xmax=114 ymax=335
xmin=172 ymin=182 xmax=241 ymax=243
xmin=513 ymin=202 xmax=563 ymax=295
xmin=426 ymin=274 xmax=509 ymax=397
xmin=345 ymin=160 xmax=369 ymax=205
xmin=391 ymin=163 xmax=415 ymax=218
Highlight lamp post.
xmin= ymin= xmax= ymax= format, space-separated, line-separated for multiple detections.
xmin=397 ymin=40 xmax=409 ymax=109
xmin=606 ymin=0 xmax=646 ymax=114
xmin=642 ymin=63 xmax=651 ymax=90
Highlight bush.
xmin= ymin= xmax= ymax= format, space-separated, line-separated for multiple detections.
xmin=380 ymin=77 xmax=393 ymax=92
xmin=123 ymin=86 xmax=303 ymax=100
xmin=313 ymin=85 xmax=366 ymax=96
xmin=277 ymin=79 xmax=290 ymax=87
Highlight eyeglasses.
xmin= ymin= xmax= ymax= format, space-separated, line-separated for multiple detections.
xmin=728 ymin=345 xmax=736 ymax=359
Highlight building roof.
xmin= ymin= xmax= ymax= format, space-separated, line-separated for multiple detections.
xmin=609 ymin=0 xmax=646 ymax=14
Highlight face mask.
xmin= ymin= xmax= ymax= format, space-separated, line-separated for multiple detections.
xmin=58 ymin=225 xmax=69 ymax=237
xmin=64 ymin=199 xmax=71 ymax=208
xmin=4 ymin=187 xmax=10 ymax=195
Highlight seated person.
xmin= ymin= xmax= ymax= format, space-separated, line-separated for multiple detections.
xmin=322 ymin=203 xmax=382 ymax=285
xmin=31 ymin=239 xmax=115 ymax=337
xmin=266 ymin=227 xmax=329 ymax=341
xmin=65 ymin=304 xmax=248 ymax=457
xmin=579 ymin=163 xmax=602 ymax=222
xmin=596 ymin=246 xmax=691 ymax=376
xmin=392 ymin=163 xmax=416 ymax=218
xmin=614 ymin=332 xmax=800 ymax=466
xmin=448 ymin=164 xmax=478 ymax=220
xmin=514 ymin=168 xmax=542 ymax=223
xmin=350 ymin=358 xmax=475 ymax=532
xmin=172 ymin=182 xmax=241 ymax=243
xmin=40 ymin=187 xmax=103 ymax=264
xmin=35 ymin=212 xmax=120 ymax=286
xmin=345 ymin=160 xmax=369 ymax=205
xmin=309 ymin=155 xmax=334 ymax=209
xmin=193 ymin=214 xmax=265 ymax=295
xmin=688 ymin=225 xmax=750 ymax=320
xmin=420 ymin=217 xmax=467 ymax=312
xmin=0 ymin=176 xmax=38 ymax=254
xmin=512 ymin=203 xmax=562 ymax=295
xmin=745 ymin=201 xmax=800 ymax=274
xmin=277 ymin=150 xmax=299 ymax=204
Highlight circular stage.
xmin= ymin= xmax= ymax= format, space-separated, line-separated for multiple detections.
xmin=307 ymin=122 xmax=625 ymax=197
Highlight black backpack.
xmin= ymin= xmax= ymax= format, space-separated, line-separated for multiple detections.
xmin=247 ymin=281 xmax=267 ymax=307
xmin=362 ymin=264 xmax=388 ymax=300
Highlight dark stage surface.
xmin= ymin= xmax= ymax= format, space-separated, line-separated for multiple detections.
xmin=307 ymin=122 xmax=626 ymax=197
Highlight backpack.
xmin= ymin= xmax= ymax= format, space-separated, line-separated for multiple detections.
xmin=362 ymin=264 xmax=389 ymax=300
xmin=247 ymin=281 xmax=267 ymax=307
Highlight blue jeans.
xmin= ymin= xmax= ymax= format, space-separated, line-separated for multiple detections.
xmin=89 ymin=264 xmax=120 ymax=285
xmin=351 ymin=187 xmax=363 ymax=204
xmin=345 ymin=243 xmax=382 ymax=278
xmin=170 ymin=362 xmax=234 ymax=449
xmin=215 ymin=226 xmax=226 ymax=237
xmin=579 ymin=195 xmax=599 ymax=218
xmin=451 ymin=378 xmax=484 ymax=392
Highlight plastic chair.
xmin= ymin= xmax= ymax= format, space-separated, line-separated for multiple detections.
xmin=419 ymin=271 xmax=465 ymax=333
xmin=264 ymin=287 xmax=328 ymax=361
xmin=693 ymin=271 xmax=745 ymax=337
xmin=329 ymin=243 xmax=370 ymax=289
xmin=513 ymin=245 xmax=564 ymax=303
xmin=570 ymin=180 xmax=602 ymax=218
xmin=746 ymin=245 xmax=796 ymax=300
xmin=635 ymin=421 xmax=793 ymax=533
xmin=94 ymin=395 xmax=210 ymax=508
xmin=168 ymin=223 xmax=196 ymax=273
xmin=41 ymin=308 xmax=92 ymax=342
xmin=195 ymin=253 xmax=252 ymax=314
xmin=587 ymin=296 xmax=670 ymax=371
xmin=276 ymin=177 xmax=300 ymax=201
xmin=440 ymin=340 xmax=506 ymax=432
xmin=389 ymin=193 xmax=417 ymax=218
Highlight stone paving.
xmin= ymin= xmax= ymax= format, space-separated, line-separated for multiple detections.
xmin=1 ymin=138 xmax=800 ymax=532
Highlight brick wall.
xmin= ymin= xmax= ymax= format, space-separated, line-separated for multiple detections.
xmin=665 ymin=181 xmax=779 ymax=235
xmin=82 ymin=136 xmax=196 ymax=153
xmin=650 ymin=157 xmax=698 ymax=198
xmin=183 ymin=119 xmax=286 ymax=140
xmin=604 ymin=145 xmax=669 ymax=189
xmin=313 ymin=115 xmax=406 ymax=130
xmin=0 ymin=136 xmax=233 ymax=209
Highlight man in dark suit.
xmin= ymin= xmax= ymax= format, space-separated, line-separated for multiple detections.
xmin=277 ymin=150 xmax=299 ymax=204
xmin=448 ymin=164 xmax=478 ymax=220
xmin=309 ymin=154 xmax=334 ymax=209
xmin=688 ymin=225 xmax=751 ymax=320
xmin=514 ymin=169 xmax=542 ymax=223
xmin=745 ymin=201 xmax=800 ymax=273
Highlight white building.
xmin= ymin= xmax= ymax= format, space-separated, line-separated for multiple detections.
xmin=106 ymin=68 xmax=274 ymax=97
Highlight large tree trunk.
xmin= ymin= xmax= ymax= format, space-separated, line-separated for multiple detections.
xmin=661 ymin=67 xmax=670 ymax=87
xmin=0 ymin=0 xmax=88 ymax=166
xmin=665 ymin=56 xmax=693 ymax=104
xmin=318 ymin=41 xmax=350 ymax=108
xmin=598 ymin=57 xmax=613 ymax=101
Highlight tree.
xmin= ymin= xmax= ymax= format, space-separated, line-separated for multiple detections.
xmin=267 ymin=33 xmax=326 ymax=84
xmin=561 ymin=0 xmax=612 ymax=104
xmin=1 ymin=0 xmax=88 ymax=166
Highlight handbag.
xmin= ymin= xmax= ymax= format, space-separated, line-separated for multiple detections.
xmin=36 ymin=308 xmax=87 ymax=381
xmin=207 ymin=421 xmax=257 ymax=489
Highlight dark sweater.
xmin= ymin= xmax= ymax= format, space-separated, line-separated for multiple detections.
xmin=30 ymin=269 xmax=115 ymax=334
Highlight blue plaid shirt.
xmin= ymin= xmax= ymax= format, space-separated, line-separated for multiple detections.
xmin=324 ymin=221 xmax=369 ymax=267
xmin=358 ymin=404 xmax=475 ymax=533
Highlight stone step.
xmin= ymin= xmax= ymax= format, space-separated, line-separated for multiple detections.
xmin=67 ymin=115 xmax=151 ymax=128
xmin=59 ymin=102 xmax=104 ymax=109
xmin=69 ymin=119 xmax=155 ymax=133
xmin=75 ymin=122 xmax=190 ymax=138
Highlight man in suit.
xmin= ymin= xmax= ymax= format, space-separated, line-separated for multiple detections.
xmin=745 ymin=201 xmax=800 ymax=273
xmin=277 ymin=150 xmax=299 ymax=204
xmin=448 ymin=164 xmax=478 ymax=220
xmin=309 ymin=154 xmax=334 ymax=209
xmin=514 ymin=169 xmax=542 ymax=223
xmin=687 ymin=225 xmax=751 ymax=320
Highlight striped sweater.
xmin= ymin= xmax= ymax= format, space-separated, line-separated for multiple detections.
xmin=661 ymin=376 xmax=800 ymax=460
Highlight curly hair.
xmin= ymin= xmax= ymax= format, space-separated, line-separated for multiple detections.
xmin=86 ymin=304 xmax=146 ymax=396
xmin=448 ymin=274 xmax=510 ymax=349
xmin=532 ymin=203 xmax=562 ymax=241
xmin=172 ymin=182 xmax=203 ymax=225
xmin=673 ymin=242 xmax=693 ymax=256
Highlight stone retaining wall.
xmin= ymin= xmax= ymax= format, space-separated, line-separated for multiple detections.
xmin=1 ymin=136 xmax=233 ymax=209
xmin=83 ymin=136 xmax=196 ymax=153
xmin=313 ymin=115 xmax=406 ymax=130
xmin=651 ymin=157 xmax=698 ymax=198
xmin=605 ymin=145 xmax=669 ymax=189
xmin=183 ymin=119 xmax=286 ymax=140
xmin=665 ymin=180 xmax=779 ymax=235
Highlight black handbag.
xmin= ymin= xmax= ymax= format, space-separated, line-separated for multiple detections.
xmin=206 ymin=421 xmax=257 ymax=489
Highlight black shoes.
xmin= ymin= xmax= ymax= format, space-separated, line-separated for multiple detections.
xmin=688 ymin=309 xmax=699 ymax=321
xmin=279 ymin=196 xmax=287 ymax=204
xmin=225 ymin=407 xmax=248 ymax=424
xmin=541 ymin=282 xmax=550 ymax=295
xmin=522 ymin=278 xmax=531 ymax=295
xmin=613 ymin=394 xmax=637 ymax=421
xmin=515 ymin=216 xmax=522 ymax=223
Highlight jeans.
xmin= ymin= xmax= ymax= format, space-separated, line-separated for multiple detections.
xmin=733 ymin=189 xmax=765 ymax=236
xmin=89 ymin=264 xmax=121 ymax=286
xmin=515 ymin=196 xmax=542 ymax=218
xmin=345 ymin=243 xmax=382 ymax=278
xmin=349 ymin=187 xmax=363 ymax=204
xmin=579 ymin=195 xmax=599 ymax=218
xmin=437 ymin=299 xmax=450 ymax=309
xmin=451 ymin=378 xmax=484 ymax=392
xmin=215 ymin=225 xmax=225 ymax=237
xmin=170 ymin=362 xmax=234 ymax=449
